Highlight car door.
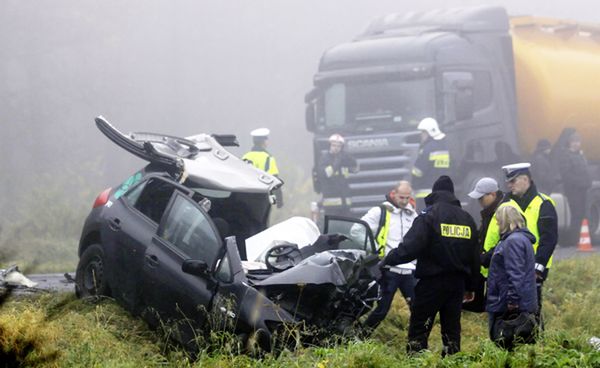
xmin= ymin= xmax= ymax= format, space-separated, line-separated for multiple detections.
xmin=140 ymin=191 xmax=225 ymax=326
xmin=323 ymin=215 xmax=378 ymax=255
xmin=102 ymin=176 xmax=178 ymax=312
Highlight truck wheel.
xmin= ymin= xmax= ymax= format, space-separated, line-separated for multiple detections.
xmin=588 ymin=191 xmax=600 ymax=245
xmin=75 ymin=244 xmax=111 ymax=298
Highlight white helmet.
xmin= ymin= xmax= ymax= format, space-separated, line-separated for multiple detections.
xmin=417 ymin=117 xmax=445 ymax=140
xmin=329 ymin=133 xmax=345 ymax=144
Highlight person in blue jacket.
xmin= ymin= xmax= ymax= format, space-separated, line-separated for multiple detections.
xmin=486 ymin=205 xmax=538 ymax=342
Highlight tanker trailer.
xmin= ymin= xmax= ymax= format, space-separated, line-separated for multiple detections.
xmin=511 ymin=16 xmax=600 ymax=243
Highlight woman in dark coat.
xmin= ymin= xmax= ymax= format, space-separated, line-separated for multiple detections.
xmin=486 ymin=205 xmax=538 ymax=344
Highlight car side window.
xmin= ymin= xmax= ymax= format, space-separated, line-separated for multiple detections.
xmin=133 ymin=178 xmax=176 ymax=223
xmin=159 ymin=194 xmax=222 ymax=269
xmin=123 ymin=181 xmax=147 ymax=207
xmin=325 ymin=216 xmax=377 ymax=254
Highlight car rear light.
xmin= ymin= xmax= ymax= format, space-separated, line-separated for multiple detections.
xmin=93 ymin=188 xmax=112 ymax=208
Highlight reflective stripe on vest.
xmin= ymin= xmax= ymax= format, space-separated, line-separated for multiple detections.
xmin=376 ymin=207 xmax=390 ymax=257
xmin=480 ymin=193 xmax=555 ymax=277
xmin=242 ymin=151 xmax=279 ymax=176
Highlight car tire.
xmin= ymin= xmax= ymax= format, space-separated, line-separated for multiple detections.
xmin=75 ymin=243 xmax=111 ymax=298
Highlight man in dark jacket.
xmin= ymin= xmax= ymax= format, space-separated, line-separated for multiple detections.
xmin=555 ymin=129 xmax=592 ymax=246
xmin=383 ymin=176 xmax=480 ymax=356
xmin=463 ymin=177 xmax=504 ymax=312
xmin=531 ymin=139 xmax=559 ymax=195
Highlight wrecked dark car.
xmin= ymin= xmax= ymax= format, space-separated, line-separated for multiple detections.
xmin=75 ymin=117 xmax=380 ymax=351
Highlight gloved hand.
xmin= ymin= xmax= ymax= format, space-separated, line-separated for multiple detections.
xmin=535 ymin=271 xmax=544 ymax=282
xmin=371 ymin=259 xmax=387 ymax=282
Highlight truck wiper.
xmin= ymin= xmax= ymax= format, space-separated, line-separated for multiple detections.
xmin=355 ymin=112 xmax=393 ymax=121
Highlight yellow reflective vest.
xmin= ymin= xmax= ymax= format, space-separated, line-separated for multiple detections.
xmin=242 ymin=150 xmax=279 ymax=176
xmin=481 ymin=193 xmax=555 ymax=277
xmin=376 ymin=206 xmax=391 ymax=257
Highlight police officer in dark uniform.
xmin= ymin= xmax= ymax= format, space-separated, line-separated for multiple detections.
xmin=411 ymin=118 xmax=451 ymax=208
xmin=382 ymin=175 xmax=480 ymax=356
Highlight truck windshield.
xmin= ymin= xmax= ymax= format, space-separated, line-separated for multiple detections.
xmin=318 ymin=78 xmax=435 ymax=131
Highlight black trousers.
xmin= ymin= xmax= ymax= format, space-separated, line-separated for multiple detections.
xmin=364 ymin=270 xmax=416 ymax=329
xmin=407 ymin=273 xmax=465 ymax=355
xmin=564 ymin=188 xmax=587 ymax=247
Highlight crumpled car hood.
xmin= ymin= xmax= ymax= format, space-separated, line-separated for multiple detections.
xmin=254 ymin=249 xmax=366 ymax=287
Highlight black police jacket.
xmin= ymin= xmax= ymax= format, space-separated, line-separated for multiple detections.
xmin=383 ymin=190 xmax=480 ymax=290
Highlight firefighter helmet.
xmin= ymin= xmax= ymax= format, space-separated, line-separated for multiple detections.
xmin=328 ymin=133 xmax=345 ymax=145
xmin=417 ymin=117 xmax=445 ymax=140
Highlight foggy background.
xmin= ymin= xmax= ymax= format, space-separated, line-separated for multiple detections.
xmin=1 ymin=0 xmax=597 ymax=219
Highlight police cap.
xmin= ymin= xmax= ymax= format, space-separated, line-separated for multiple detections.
xmin=502 ymin=162 xmax=531 ymax=182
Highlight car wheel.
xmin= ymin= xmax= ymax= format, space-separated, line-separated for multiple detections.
xmin=75 ymin=244 xmax=111 ymax=297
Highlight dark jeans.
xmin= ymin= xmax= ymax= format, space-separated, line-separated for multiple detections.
xmin=564 ymin=189 xmax=587 ymax=247
xmin=536 ymin=279 xmax=544 ymax=330
xmin=407 ymin=273 xmax=465 ymax=356
xmin=364 ymin=270 xmax=416 ymax=329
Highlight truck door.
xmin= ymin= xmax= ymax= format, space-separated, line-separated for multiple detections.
xmin=141 ymin=192 xmax=224 ymax=327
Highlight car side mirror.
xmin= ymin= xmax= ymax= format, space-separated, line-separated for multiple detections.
xmin=182 ymin=259 xmax=210 ymax=277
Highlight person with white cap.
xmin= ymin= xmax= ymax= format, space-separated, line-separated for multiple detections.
xmin=243 ymin=128 xmax=283 ymax=208
xmin=315 ymin=133 xmax=358 ymax=217
xmin=463 ymin=177 xmax=505 ymax=312
xmin=491 ymin=162 xmax=558 ymax=329
xmin=411 ymin=117 xmax=451 ymax=205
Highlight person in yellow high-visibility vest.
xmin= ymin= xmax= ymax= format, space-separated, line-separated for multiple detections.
xmin=487 ymin=162 xmax=558 ymax=329
xmin=242 ymin=128 xmax=283 ymax=208
xmin=359 ymin=181 xmax=418 ymax=331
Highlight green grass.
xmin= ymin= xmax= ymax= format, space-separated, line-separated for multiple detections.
xmin=1 ymin=256 xmax=599 ymax=367
xmin=1 ymin=168 xmax=600 ymax=366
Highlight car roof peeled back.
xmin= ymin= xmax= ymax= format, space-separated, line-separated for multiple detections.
xmin=95 ymin=116 xmax=282 ymax=194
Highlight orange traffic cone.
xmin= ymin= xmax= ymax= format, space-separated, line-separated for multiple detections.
xmin=577 ymin=219 xmax=595 ymax=252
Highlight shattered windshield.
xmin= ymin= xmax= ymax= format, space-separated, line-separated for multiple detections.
xmin=318 ymin=77 xmax=435 ymax=132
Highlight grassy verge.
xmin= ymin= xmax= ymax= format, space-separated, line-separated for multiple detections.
xmin=1 ymin=256 xmax=600 ymax=367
